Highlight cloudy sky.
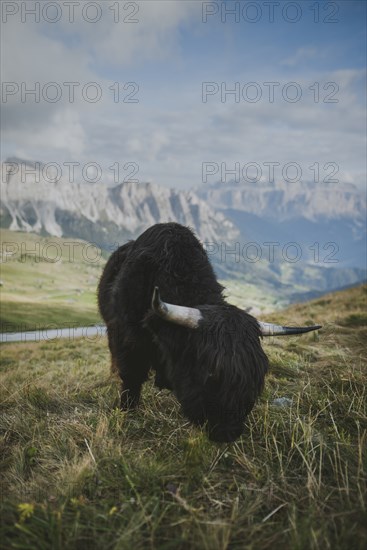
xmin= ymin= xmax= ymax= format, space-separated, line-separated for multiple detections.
xmin=1 ymin=0 xmax=366 ymax=189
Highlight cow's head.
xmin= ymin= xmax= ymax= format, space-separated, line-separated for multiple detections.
xmin=146 ymin=287 xmax=321 ymax=442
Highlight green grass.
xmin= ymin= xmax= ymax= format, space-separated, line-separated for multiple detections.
xmin=0 ymin=230 xmax=104 ymax=331
xmin=222 ymin=279 xmax=289 ymax=313
xmin=0 ymin=284 xmax=366 ymax=549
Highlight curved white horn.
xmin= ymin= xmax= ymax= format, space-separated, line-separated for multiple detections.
xmin=152 ymin=287 xmax=203 ymax=329
xmin=258 ymin=321 xmax=322 ymax=336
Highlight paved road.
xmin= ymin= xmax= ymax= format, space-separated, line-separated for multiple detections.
xmin=0 ymin=325 xmax=106 ymax=343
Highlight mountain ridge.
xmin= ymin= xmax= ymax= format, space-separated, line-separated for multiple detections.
xmin=195 ymin=179 xmax=366 ymax=223
xmin=0 ymin=160 xmax=239 ymax=248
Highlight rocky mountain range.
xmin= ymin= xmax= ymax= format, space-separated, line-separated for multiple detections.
xmin=0 ymin=160 xmax=239 ymax=251
xmin=195 ymin=179 xmax=365 ymax=224
xmin=1 ymin=159 xmax=365 ymax=300
xmin=196 ymin=180 xmax=366 ymax=271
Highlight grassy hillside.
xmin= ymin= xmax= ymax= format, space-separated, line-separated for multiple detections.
xmin=0 ymin=229 xmax=105 ymax=331
xmin=0 ymin=284 xmax=366 ymax=549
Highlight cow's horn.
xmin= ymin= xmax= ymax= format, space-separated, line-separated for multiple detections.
xmin=257 ymin=321 xmax=322 ymax=336
xmin=151 ymin=287 xmax=203 ymax=329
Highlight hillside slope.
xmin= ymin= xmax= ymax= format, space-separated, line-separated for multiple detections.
xmin=0 ymin=229 xmax=104 ymax=331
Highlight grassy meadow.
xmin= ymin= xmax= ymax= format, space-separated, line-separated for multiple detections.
xmin=0 ymin=229 xmax=105 ymax=332
xmin=0 ymin=279 xmax=366 ymax=549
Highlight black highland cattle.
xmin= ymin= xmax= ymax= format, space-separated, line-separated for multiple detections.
xmin=98 ymin=222 xmax=321 ymax=442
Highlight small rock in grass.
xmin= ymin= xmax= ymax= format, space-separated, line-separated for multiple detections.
xmin=272 ymin=397 xmax=292 ymax=407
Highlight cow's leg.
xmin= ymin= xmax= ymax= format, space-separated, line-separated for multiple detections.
xmin=110 ymin=325 xmax=151 ymax=410
xmin=106 ymin=322 xmax=119 ymax=374
xmin=117 ymin=347 xmax=151 ymax=410
xmin=105 ymin=322 xmax=150 ymax=409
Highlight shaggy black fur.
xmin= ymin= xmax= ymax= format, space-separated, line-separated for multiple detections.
xmin=98 ymin=222 xmax=269 ymax=442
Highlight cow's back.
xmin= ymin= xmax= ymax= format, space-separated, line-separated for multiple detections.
xmin=97 ymin=241 xmax=134 ymax=324
xmin=113 ymin=223 xmax=224 ymax=324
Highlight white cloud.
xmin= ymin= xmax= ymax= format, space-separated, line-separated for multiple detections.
xmin=91 ymin=1 xmax=199 ymax=67
xmin=282 ymin=47 xmax=318 ymax=67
